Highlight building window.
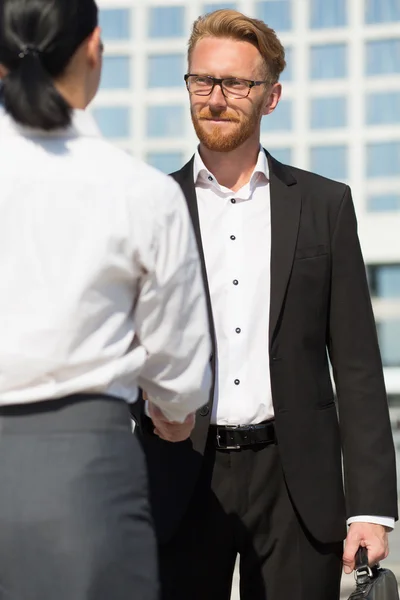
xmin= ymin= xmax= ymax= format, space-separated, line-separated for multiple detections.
xmin=255 ymin=1 xmax=292 ymax=32
xmin=148 ymin=6 xmax=185 ymax=38
xmin=146 ymin=152 xmax=184 ymax=174
xmin=310 ymin=96 xmax=347 ymax=129
xmin=267 ymin=147 xmax=292 ymax=163
xmin=261 ymin=99 xmax=292 ymax=131
xmin=367 ymin=194 xmax=400 ymax=212
xmin=100 ymin=56 xmax=131 ymax=90
xmin=99 ymin=9 xmax=131 ymax=41
xmin=92 ymin=107 xmax=131 ymax=138
xmin=388 ymin=394 xmax=400 ymax=407
xmin=203 ymin=2 xmax=238 ymax=11
xmin=377 ymin=320 xmax=400 ymax=367
xmin=310 ymin=145 xmax=348 ymax=180
xmin=368 ymin=264 xmax=400 ymax=298
xmin=366 ymin=39 xmax=400 ymax=76
xmin=147 ymin=54 xmax=185 ymax=88
xmin=310 ymin=44 xmax=347 ymax=79
xmin=281 ymin=46 xmax=292 ymax=82
xmin=365 ymin=0 xmax=400 ymax=24
xmin=310 ymin=0 xmax=347 ymax=28
xmin=146 ymin=106 xmax=185 ymax=138
xmin=367 ymin=141 xmax=400 ymax=178
xmin=366 ymin=91 xmax=400 ymax=125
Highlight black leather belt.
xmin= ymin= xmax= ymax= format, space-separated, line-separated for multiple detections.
xmin=210 ymin=420 xmax=276 ymax=450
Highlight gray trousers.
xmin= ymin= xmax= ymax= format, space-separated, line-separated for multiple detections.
xmin=0 ymin=395 xmax=158 ymax=600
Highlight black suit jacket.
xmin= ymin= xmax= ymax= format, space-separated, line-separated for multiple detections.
xmin=133 ymin=151 xmax=398 ymax=545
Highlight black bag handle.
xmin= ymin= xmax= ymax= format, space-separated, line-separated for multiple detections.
xmin=355 ymin=547 xmax=369 ymax=570
xmin=355 ymin=547 xmax=376 ymax=586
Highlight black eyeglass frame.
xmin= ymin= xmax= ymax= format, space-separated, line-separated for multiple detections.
xmin=184 ymin=73 xmax=270 ymax=99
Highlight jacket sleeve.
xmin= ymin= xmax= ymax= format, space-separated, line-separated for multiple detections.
xmin=327 ymin=186 xmax=398 ymax=520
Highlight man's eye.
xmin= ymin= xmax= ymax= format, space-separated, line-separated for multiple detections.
xmin=195 ymin=77 xmax=211 ymax=85
xmin=225 ymin=79 xmax=246 ymax=88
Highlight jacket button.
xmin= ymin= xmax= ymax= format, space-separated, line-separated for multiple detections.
xmin=199 ymin=405 xmax=210 ymax=417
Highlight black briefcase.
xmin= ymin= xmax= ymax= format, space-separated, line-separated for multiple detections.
xmin=348 ymin=547 xmax=399 ymax=599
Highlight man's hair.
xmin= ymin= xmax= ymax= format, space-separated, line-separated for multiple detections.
xmin=188 ymin=9 xmax=286 ymax=83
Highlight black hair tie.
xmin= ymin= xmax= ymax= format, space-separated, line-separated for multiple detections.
xmin=18 ymin=45 xmax=40 ymax=60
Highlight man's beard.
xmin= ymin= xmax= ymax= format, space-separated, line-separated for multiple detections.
xmin=191 ymin=104 xmax=263 ymax=152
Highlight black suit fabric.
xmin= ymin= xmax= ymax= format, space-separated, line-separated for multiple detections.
xmin=133 ymin=152 xmax=397 ymax=599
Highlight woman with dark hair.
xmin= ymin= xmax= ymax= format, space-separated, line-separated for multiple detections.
xmin=0 ymin=0 xmax=211 ymax=599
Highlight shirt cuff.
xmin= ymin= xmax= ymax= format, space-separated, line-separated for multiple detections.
xmin=347 ymin=515 xmax=395 ymax=531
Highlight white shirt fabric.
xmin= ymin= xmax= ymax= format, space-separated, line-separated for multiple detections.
xmin=0 ymin=109 xmax=211 ymax=423
xmin=195 ymin=148 xmax=273 ymax=426
xmin=194 ymin=146 xmax=394 ymax=530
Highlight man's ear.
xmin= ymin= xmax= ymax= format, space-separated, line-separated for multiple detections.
xmin=262 ymin=82 xmax=282 ymax=116
xmin=0 ymin=64 xmax=8 ymax=79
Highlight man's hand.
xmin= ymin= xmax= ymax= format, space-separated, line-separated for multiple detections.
xmin=342 ymin=523 xmax=389 ymax=574
xmin=148 ymin=401 xmax=195 ymax=442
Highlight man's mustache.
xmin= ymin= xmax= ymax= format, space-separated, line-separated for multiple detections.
xmin=197 ymin=110 xmax=240 ymax=123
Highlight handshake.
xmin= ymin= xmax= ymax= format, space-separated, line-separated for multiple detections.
xmin=144 ymin=392 xmax=196 ymax=443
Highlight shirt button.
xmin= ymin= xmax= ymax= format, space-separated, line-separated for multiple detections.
xmin=208 ymin=175 xmax=213 ymax=181
xmin=230 ymin=235 xmax=236 ymax=240
xmin=235 ymin=328 xmax=241 ymax=334
xmin=233 ymin=279 xmax=239 ymax=286
xmin=230 ymin=198 xmax=236 ymax=204
xmin=199 ymin=405 xmax=210 ymax=417
xmin=234 ymin=379 xmax=240 ymax=385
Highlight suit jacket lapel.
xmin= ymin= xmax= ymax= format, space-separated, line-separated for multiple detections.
xmin=267 ymin=152 xmax=302 ymax=347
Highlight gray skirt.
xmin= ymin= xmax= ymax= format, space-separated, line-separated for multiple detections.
xmin=0 ymin=395 xmax=158 ymax=600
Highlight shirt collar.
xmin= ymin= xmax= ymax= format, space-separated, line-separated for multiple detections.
xmin=194 ymin=145 xmax=269 ymax=192
xmin=0 ymin=107 xmax=101 ymax=139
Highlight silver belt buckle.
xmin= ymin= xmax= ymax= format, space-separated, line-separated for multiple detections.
xmin=216 ymin=424 xmax=241 ymax=450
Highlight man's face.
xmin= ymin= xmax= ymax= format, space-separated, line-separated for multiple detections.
xmin=188 ymin=37 xmax=281 ymax=152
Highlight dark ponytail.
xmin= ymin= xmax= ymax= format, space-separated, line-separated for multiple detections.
xmin=0 ymin=0 xmax=98 ymax=131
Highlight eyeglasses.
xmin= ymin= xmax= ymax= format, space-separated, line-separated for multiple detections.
xmin=184 ymin=74 xmax=269 ymax=99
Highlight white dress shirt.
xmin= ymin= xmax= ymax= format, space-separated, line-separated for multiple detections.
xmin=195 ymin=148 xmax=273 ymax=426
xmin=194 ymin=146 xmax=394 ymax=529
xmin=0 ymin=109 xmax=211 ymax=423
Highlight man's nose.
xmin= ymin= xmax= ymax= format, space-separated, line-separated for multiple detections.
xmin=207 ymin=83 xmax=228 ymax=109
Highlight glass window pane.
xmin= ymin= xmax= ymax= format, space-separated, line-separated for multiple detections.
xmin=148 ymin=6 xmax=185 ymax=38
xmin=378 ymin=320 xmax=400 ymax=367
xmin=146 ymin=152 xmax=184 ymax=174
xmin=255 ymin=1 xmax=292 ymax=32
xmin=310 ymin=44 xmax=347 ymax=79
xmin=146 ymin=106 xmax=185 ymax=138
xmin=100 ymin=56 xmax=131 ymax=90
xmin=92 ymin=107 xmax=131 ymax=138
xmin=367 ymin=141 xmax=400 ymax=177
xmin=310 ymin=145 xmax=348 ymax=180
xmin=280 ymin=46 xmax=292 ymax=81
xmin=310 ymin=0 xmax=347 ymax=28
xmin=366 ymin=39 xmax=400 ymax=76
xmin=203 ymin=2 xmax=237 ymax=11
xmin=368 ymin=193 xmax=400 ymax=211
xmin=373 ymin=265 xmax=400 ymax=298
xmin=99 ymin=9 xmax=131 ymax=41
xmin=148 ymin=54 xmax=185 ymax=88
xmin=366 ymin=91 xmax=400 ymax=125
xmin=365 ymin=0 xmax=400 ymax=24
xmin=267 ymin=147 xmax=292 ymax=163
xmin=261 ymin=99 xmax=292 ymax=131
xmin=310 ymin=96 xmax=347 ymax=129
